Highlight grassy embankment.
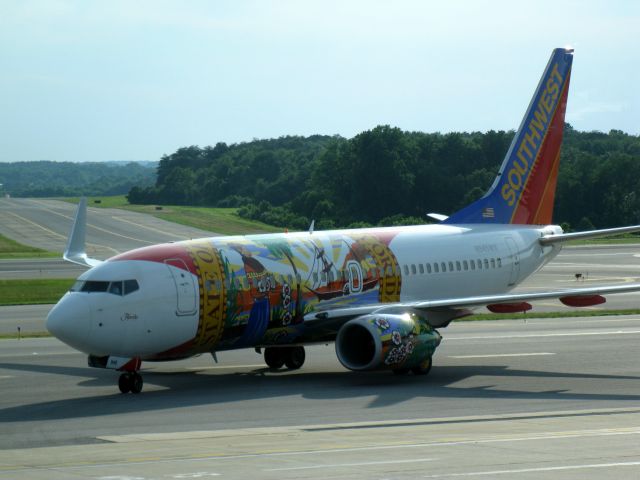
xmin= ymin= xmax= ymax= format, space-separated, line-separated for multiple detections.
xmin=63 ymin=195 xmax=280 ymax=235
xmin=0 ymin=233 xmax=67 ymax=305
xmin=0 ymin=279 xmax=74 ymax=305
xmin=0 ymin=233 xmax=58 ymax=259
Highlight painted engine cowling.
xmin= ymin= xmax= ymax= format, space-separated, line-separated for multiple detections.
xmin=335 ymin=312 xmax=441 ymax=371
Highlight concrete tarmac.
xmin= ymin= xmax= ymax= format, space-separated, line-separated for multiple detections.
xmin=1 ymin=316 xmax=639 ymax=478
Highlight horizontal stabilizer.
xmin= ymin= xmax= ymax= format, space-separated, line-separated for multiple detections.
xmin=63 ymin=197 xmax=102 ymax=268
xmin=427 ymin=213 xmax=449 ymax=222
xmin=540 ymin=225 xmax=640 ymax=245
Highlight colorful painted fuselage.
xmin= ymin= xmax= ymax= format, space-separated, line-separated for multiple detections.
xmin=50 ymin=223 xmax=561 ymax=360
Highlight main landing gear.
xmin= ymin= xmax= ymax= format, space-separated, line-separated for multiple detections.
xmin=392 ymin=355 xmax=433 ymax=376
xmin=263 ymin=346 xmax=306 ymax=370
xmin=118 ymin=372 xmax=143 ymax=394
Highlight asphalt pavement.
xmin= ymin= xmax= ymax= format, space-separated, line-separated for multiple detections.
xmin=1 ymin=316 xmax=639 ymax=478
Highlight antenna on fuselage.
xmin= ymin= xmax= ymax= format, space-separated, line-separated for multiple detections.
xmin=309 ymin=219 xmax=315 ymax=235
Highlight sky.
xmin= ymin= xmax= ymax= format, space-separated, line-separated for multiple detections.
xmin=0 ymin=0 xmax=638 ymax=162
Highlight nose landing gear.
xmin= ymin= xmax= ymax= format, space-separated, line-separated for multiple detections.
xmin=118 ymin=372 xmax=144 ymax=394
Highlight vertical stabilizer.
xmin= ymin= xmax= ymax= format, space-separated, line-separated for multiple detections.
xmin=444 ymin=48 xmax=573 ymax=225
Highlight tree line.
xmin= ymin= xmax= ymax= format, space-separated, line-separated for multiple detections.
xmin=127 ymin=125 xmax=640 ymax=231
xmin=0 ymin=161 xmax=156 ymax=198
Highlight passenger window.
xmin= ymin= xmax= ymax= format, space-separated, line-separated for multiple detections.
xmin=477 ymin=259 xmax=482 ymax=269
xmin=434 ymin=263 xmax=439 ymax=273
xmin=470 ymin=260 xmax=475 ymax=270
xmin=456 ymin=261 xmax=461 ymax=271
xmin=124 ymin=279 xmax=139 ymax=295
xmin=426 ymin=263 xmax=432 ymax=273
xmin=491 ymin=258 xmax=496 ymax=269
xmin=441 ymin=262 xmax=446 ymax=272
xmin=448 ymin=261 xmax=454 ymax=271
xmin=109 ymin=281 xmax=123 ymax=296
xmin=497 ymin=258 xmax=502 ymax=268
xmin=463 ymin=260 xmax=468 ymax=271
xmin=484 ymin=259 xmax=489 ymax=269
xmin=418 ymin=264 xmax=424 ymax=274
xmin=411 ymin=264 xmax=417 ymax=275
xmin=403 ymin=265 xmax=409 ymax=276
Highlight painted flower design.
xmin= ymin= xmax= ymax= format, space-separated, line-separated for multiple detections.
xmin=374 ymin=318 xmax=391 ymax=331
xmin=406 ymin=341 xmax=414 ymax=354
xmin=385 ymin=344 xmax=408 ymax=365
xmin=391 ymin=330 xmax=402 ymax=346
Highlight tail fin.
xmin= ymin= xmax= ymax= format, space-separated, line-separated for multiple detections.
xmin=444 ymin=47 xmax=573 ymax=225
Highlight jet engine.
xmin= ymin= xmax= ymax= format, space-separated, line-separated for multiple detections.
xmin=335 ymin=311 xmax=441 ymax=374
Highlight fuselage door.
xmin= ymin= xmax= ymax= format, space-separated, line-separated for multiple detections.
xmin=347 ymin=260 xmax=363 ymax=294
xmin=504 ymin=237 xmax=520 ymax=286
xmin=165 ymin=259 xmax=197 ymax=316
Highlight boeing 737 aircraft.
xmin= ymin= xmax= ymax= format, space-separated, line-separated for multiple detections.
xmin=47 ymin=48 xmax=640 ymax=393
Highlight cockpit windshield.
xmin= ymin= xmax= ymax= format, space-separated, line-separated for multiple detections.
xmin=70 ymin=279 xmax=139 ymax=296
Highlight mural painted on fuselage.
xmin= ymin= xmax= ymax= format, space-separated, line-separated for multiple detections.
xmin=188 ymin=231 xmax=403 ymax=351
xmin=115 ymin=231 xmax=404 ymax=354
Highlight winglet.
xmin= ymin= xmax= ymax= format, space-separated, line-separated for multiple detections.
xmin=63 ymin=198 xmax=102 ymax=267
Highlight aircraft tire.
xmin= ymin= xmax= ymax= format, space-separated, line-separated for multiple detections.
xmin=411 ymin=356 xmax=432 ymax=376
xmin=118 ymin=373 xmax=131 ymax=394
xmin=264 ymin=347 xmax=285 ymax=369
xmin=284 ymin=346 xmax=305 ymax=370
xmin=130 ymin=373 xmax=144 ymax=394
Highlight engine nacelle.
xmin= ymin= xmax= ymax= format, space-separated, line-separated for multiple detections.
xmin=335 ymin=312 xmax=441 ymax=371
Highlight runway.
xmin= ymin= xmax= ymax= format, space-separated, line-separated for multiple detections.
xmin=0 ymin=197 xmax=216 ymax=259
xmin=1 ymin=316 xmax=639 ymax=478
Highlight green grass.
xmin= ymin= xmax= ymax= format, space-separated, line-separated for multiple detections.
xmin=0 ymin=331 xmax=51 ymax=339
xmin=0 ymin=279 xmax=74 ymax=305
xmin=62 ymin=195 xmax=280 ymax=236
xmin=567 ymin=236 xmax=640 ymax=246
xmin=0 ymin=233 xmax=58 ymax=259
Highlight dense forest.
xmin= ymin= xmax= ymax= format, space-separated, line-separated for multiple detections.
xmin=127 ymin=125 xmax=640 ymax=231
xmin=0 ymin=161 xmax=156 ymax=197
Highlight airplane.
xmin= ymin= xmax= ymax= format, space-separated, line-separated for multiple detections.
xmin=47 ymin=47 xmax=640 ymax=394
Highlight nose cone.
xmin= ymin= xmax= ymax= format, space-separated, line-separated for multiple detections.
xmin=46 ymin=294 xmax=92 ymax=352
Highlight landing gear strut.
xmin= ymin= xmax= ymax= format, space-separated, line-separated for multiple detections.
xmin=118 ymin=372 xmax=144 ymax=394
xmin=263 ymin=346 xmax=306 ymax=370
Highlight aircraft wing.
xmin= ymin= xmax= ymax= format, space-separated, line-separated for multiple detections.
xmin=304 ymin=282 xmax=640 ymax=324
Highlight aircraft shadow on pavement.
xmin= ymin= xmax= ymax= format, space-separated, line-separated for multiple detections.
xmin=1 ymin=361 xmax=640 ymax=423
